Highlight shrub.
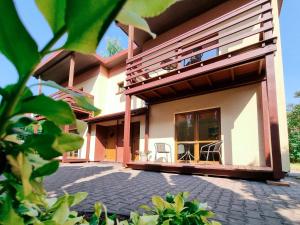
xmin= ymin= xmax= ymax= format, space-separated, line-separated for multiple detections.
xmin=287 ymin=104 xmax=300 ymax=162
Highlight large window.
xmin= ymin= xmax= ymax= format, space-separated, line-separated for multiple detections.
xmin=175 ymin=108 xmax=221 ymax=163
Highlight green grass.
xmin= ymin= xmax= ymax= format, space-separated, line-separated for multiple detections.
xmin=291 ymin=163 xmax=300 ymax=171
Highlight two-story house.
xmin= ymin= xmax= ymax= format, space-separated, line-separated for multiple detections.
xmin=34 ymin=0 xmax=288 ymax=180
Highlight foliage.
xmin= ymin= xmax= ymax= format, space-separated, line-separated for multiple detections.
xmin=105 ymin=38 xmax=123 ymax=57
xmin=0 ymin=0 xmax=217 ymax=224
xmin=128 ymin=192 xmax=221 ymax=225
xmin=287 ymin=104 xmax=300 ymax=162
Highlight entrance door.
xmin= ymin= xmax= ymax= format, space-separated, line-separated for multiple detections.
xmin=131 ymin=122 xmax=140 ymax=161
xmin=104 ymin=126 xmax=117 ymax=161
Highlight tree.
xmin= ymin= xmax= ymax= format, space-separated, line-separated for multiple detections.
xmin=287 ymin=92 xmax=300 ymax=162
xmin=105 ymin=37 xmax=123 ymax=56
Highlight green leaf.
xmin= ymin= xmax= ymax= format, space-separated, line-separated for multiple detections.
xmin=52 ymin=196 xmax=69 ymax=224
xmin=52 ymin=133 xmax=83 ymax=153
xmin=152 ymin=196 xmax=165 ymax=211
xmin=116 ymin=9 xmax=156 ymax=38
xmin=69 ymin=192 xmax=88 ymax=207
xmin=17 ymin=94 xmax=75 ymax=125
xmin=41 ymin=120 xmax=62 ymax=135
xmin=138 ymin=215 xmax=159 ymax=225
xmin=0 ymin=0 xmax=40 ymax=76
xmin=174 ymin=194 xmax=184 ymax=213
xmin=64 ymin=0 xmax=125 ymax=53
xmin=31 ymin=160 xmax=59 ymax=179
xmin=23 ymin=134 xmax=61 ymax=160
xmin=39 ymin=81 xmax=100 ymax=115
xmin=0 ymin=194 xmax=25 ymax=225
xmin=6 ymin=153 xmax=32 ymax=196
xmin=35 ymin=0 xmax=66 ymax=34
xmin=124 ymin=0 xmax=176 ymax=18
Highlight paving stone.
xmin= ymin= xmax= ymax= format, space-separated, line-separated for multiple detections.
xmin=45 ymin=163 xmax=300 ymax=225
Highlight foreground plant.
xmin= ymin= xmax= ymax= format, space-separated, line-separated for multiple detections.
xmin=130 ymin=192 xmax=220 ymax=225
xmin=0 ymin=0 xmax=221 ymax=224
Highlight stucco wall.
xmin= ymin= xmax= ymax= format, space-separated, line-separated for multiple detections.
xmin=146 ymin=84 xmax=266 ymax=167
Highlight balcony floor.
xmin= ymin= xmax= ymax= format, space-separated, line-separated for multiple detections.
xmin=127 ymin=161 xmax=274 ymax=180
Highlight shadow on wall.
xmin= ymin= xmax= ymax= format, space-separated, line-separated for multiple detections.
xmin=45 ymin=165 xmax=300 ymax=224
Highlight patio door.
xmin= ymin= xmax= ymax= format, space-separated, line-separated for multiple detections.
xmin=175 ymin=108 xmax=221 ymax=163
xmin=104 ymin=126 xmax=117 ymax=161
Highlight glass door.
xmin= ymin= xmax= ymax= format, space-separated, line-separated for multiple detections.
xmin=175 ymin=108 xmax=221 ymax=163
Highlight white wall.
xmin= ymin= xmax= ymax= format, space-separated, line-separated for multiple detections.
xmin=146 ymin=84 xmax=265 ymax=167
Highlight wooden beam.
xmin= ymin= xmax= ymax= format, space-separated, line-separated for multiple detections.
xmin=144 ymin=105 xmax=150 ymax=153
xmin=206 ymin=75 xmax=213 ymax=86
xmin=123 ymin=94 xmax=132 ymax=165
xmin=128 ymin=25 xmax=134 ymax=58
xmin=186 ymin=81 xmax=194 ymax=90
xmin=260 ymin=81 xmax=271 ymax=167
xmin=258 ymin=59 xmax=263 ymax=75
xmin=125 ymin=45 xmax=276 ymax=95
xmin=265 ymin=54 xmax=283 ymax=180
xmin=167 ymin=86 xmax=177 ymax=94
xmin=230 ymin=68 xmax=235 ymax=81
xmin=151 ymin=90 xmax=162 ymax=98
xmin=85 ymin=124 xmax=91 ymax=162
xmin=68 ymin=53 xmax=75 ymax=87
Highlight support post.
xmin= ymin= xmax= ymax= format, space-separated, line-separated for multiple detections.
xmin=68 ymin=53 xmax=75 ymax=87
xmin=123 ymin=94 xmax=131 ymax=165
xmin=62 ymin=125 xmax=69 ymax=163
xmin=123 ymin=25 xmax=134 ymax=165
xmin=260 ymin=81 xmax=271 ymax=166
xmin=144 ymin=105 xmax=150 ymax=153
xmin=85 ymin=124 xmax=91 ymax=162
xmin=265 ymin=54 xmax=283 ymax=180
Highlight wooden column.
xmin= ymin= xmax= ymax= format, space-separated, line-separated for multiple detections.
xmin=265 ymin=54 xmax=283 ymax=180
xmin=144 ymin=105 xmax=150 ymax=153
xmin=123 ymin=25 xmax=134 ymax=165
xmin=260 ymin=81 xmax=271 ymax=167
xmin=123 ymin=94 xmax=131 ymax=165
xmin=68 ymin=53 xmax=75 ymax=87
xmin=38 ymin=76 xmax=42 ymax=95
xmin=85 ymin=124 xmax=91 ymax=162
xmin=62 ymin=125 xmax=69 ymax=163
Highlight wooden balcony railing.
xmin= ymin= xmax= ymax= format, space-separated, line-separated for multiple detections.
xmin=125 ymin=0 xmax=275 ymax=95
xmin=50 ymin=87 xmax=94 ymax=117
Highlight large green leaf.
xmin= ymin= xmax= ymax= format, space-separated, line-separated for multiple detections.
xmin=52 ymin=133 xmax=83 ymax=153
xmin=0 ymin=194 xmax=24 ymax=225
xmin=0 ymin=0 xmax=40 ymax=76
xmin=17 ymin=94 xmax=75 ymax=125
xmin=35 ymin=0 xmax=66 ymax=34
xmin=124 ymin=0 xmax=176 ymax=18
xmin=52 ymin=196 xmax=69 ymax=224
xmin=116 ymin=9 xmax=156 ymax=38
xmin=64 ymin=0 xmax=125 ymax=53
xmin=31 ymin=160 xmax=59 ymax=179
xmin=38 ymin=80 xmax=100 ymax=115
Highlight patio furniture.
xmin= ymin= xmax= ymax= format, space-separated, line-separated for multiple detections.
xmin=154 ymin=143 xmax=172 ymax=163
xmin=139 ymin=151 xmax=152 ymax=162
xmin=178 ymin=143 xmax=194 ymax=161
xmin=200 ymin=141 xmax=223 ymax=163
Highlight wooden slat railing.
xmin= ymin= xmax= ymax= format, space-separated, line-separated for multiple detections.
xmin=50 ymin=87 xmax=94 ymax=117
xmin=125 ymin=0 xmax=274 ymax=90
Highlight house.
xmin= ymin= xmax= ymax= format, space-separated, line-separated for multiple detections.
xmin=34 ymin=0 xmax=289 ymax=180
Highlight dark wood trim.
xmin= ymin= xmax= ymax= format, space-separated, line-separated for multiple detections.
xmin=68 ymin=53 xmax=75 ymax=87
xmin=260 ymin=81 xmax=271 ymax=167
xmin=128 ymin=25 xmax=134 ymax=58
xmin=125 ymin=45 xmax=276 ymax=95
xmin=265 ymin=54 xmax=283 ymax=180
xmin=85 ymin=124 xmax=91 ymax=161
xmin=123 ymin=95 xmax=132 ymax=165
xmin=144 ymin=105 xmax=150 ymax=153
xmin=127 ymin=162 xmax=274 ymax=181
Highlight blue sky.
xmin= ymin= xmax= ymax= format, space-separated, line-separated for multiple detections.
xmin=0 ymin=0 xmax=299 ymax=105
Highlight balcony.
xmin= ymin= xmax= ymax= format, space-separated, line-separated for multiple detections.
xmin=50 ymin=87 xmax=94 ymax=119
xmin=125 ymin=0 xmax=276 ymax=103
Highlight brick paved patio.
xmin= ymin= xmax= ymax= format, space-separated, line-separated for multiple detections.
xmin=45 ymin=163 xmax=300 ymax=225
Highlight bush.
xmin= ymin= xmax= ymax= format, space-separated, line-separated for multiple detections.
xmin=287 ymin=104 xmax=300 ymax=162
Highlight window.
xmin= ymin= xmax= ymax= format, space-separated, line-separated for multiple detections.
xmin=175 ymin=108 xmax=221 ymax=163
xmin=117 ymin=81 xmax=125 ymax=94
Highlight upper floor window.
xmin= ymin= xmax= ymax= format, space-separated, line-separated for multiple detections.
xmin=117 ymin=81 xmax=125 ymax=94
